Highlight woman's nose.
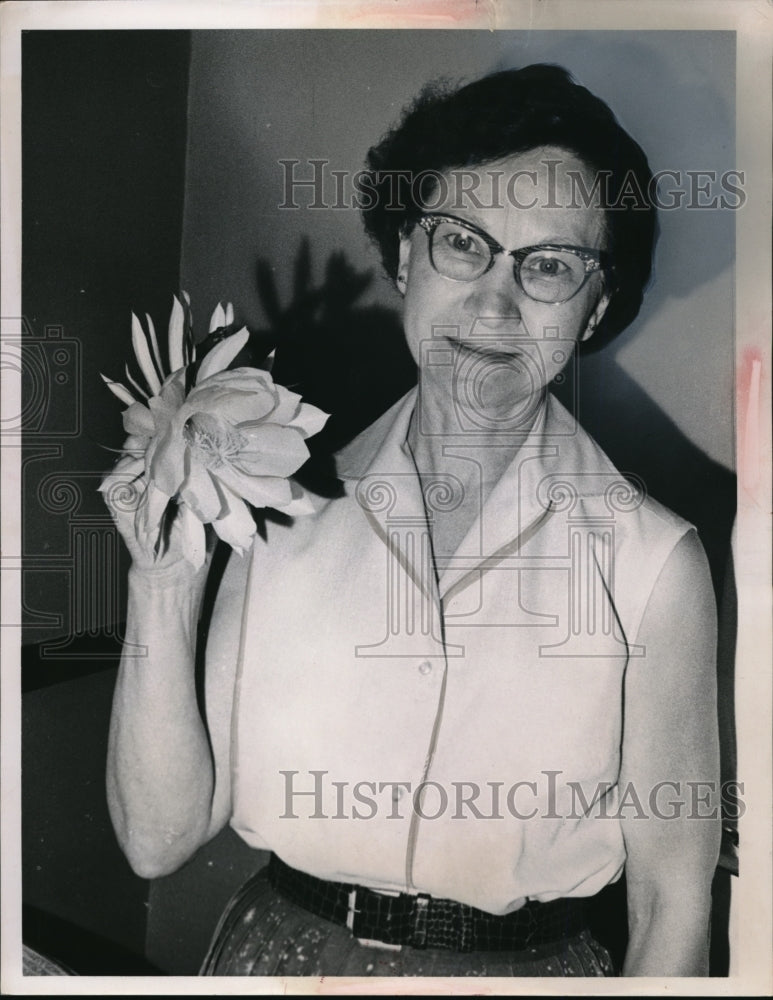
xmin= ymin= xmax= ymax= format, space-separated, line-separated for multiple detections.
xmin=463 ymin=256 xmax=522 ymax=325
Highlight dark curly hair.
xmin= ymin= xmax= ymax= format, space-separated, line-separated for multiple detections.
xmin=360 ymin=65 xmax=657 ymax=351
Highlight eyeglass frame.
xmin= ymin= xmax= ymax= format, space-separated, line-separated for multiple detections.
xmin=415 ymin=212 xmax=615 ymax=304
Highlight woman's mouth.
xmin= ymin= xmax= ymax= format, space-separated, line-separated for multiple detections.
xmin=446 ymin=335 xmax=525 ymax=364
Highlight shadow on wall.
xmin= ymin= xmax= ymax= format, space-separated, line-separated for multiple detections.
xmin=223 ymin=238 xmax=417 ymax=454
xmin=261 ymin=240 xmax=418 ymax=454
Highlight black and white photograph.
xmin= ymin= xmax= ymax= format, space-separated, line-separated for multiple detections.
xmin=1 ymin=0 xmax=771 ymax=993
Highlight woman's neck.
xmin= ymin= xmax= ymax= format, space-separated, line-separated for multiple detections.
xmin=406 ymin=368 xmax=546 ymax=485
xmin=405 ymin=372 xmax=547 ymax=559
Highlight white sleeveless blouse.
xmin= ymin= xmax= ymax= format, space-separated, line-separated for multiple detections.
xmin=229 ymin=389 xmax=693 ymax=915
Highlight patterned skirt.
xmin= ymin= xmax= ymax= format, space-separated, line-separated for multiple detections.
xmin=200 ymin=865 xmax=616 ymax=977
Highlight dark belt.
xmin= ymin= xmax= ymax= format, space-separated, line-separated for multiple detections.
xmin=267 ymin=854 xmax=588 ymax=953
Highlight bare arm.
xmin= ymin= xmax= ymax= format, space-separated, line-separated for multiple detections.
xmin=105 ymin=495 xmax=248 ymax=879
xmin=619 ymin=530 xmax=721 ymax=976
xmin=106 ymin=559 xmax=214 ymax=878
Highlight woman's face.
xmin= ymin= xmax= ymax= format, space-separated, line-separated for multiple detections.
xmin=398 ymin=147 xmax=611 ymax=415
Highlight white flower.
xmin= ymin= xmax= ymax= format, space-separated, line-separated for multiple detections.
xmin=99 ymin=297 xmax=328 ymax=568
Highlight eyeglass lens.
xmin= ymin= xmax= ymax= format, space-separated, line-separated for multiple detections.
xmin=428 ymin=219 xmax=592 ymax=304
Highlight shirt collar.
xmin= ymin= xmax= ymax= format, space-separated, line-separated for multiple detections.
xmin=334 ymin=387 xmax=624 ymax=598
xmin=335 ymin=388 xmax=418 ymax=482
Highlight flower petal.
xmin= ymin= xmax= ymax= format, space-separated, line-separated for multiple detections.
xmin=131 ymin=313 xmax=162 ymax=395
xmin=157 ymin=369 xmax=188 ymax=410
xmin=193 ymin=366 xmax=275 ymax=393
xmin=211 ymin=487 xmax=257 ymax=553
xmin=123 ymin=433 xmax=148 ymax=451
xmin=218 ymin=394 xmax=281 ymax=426
xmin=146 ymin=372 xmax=187 ymax=436
xmin=187 ymin=380 xmax=277 ymax=425
xmin=98 ymin=455 xmax=145 ymax=495
xmin=147 ymin=425 xmax=187 ymax=497
xmin=122 ymin=401 xmax=155 ymax=437
xmin=261 ymin=382 xmax=302 ymax=425
xmin=145 ymin=312 xmax=165 ymax=381
xmin=213 ymin=465 xmax=294 ymax=510
xmin=182 ymin=292 xmax=196 ymax=365
xmin=179 ymin=503 xmax=207 ymax=569
xmin=281 ymin=486 xmax=316 ymax=516
xmin=287 ymin=400 xmax=329 ymax=438
xmin=209 ymin=302 xmax=226 ymax=334
xmin=124 ymin=364 xmax=149 ymax=401
xmin=234 ymin=423 xmax=310 ymax=478
xmin=101 ymin=373 xmax=136 ymax=407
xmin=179 ymin=462 xmax=224 ymax=522
xmin=168 ymin=295 xmax=186 ymax=373
xmin=136 ymin=480 xmax=171 ymax=540
xmin=195 ymin=327 xmax=250 ymax=384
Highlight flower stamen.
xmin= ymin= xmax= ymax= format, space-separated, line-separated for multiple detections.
xmin=183 ymin=412 xmax=246 ymax=470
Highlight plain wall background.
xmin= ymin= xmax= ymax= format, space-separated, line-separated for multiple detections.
xmin=21 ymin=31 xmax=191 ymax=648
xmin=20 ymin=30 xmax=191 ymax=974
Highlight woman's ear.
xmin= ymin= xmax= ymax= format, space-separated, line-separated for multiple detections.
xmin=580 ymin=289 xmax=611 ymax=342
xmin=396 ymin=230 xmax=412 ymax=295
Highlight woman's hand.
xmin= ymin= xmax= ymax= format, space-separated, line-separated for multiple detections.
xmin=101 ymin=435 xmax=215 ymax=581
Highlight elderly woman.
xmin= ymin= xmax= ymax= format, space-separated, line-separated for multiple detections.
xmin=105 ymin=65 xmax=720 ymax=977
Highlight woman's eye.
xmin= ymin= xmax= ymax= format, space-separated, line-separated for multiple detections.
xmin=445 ymin=230 xmax=483 ymax=255
xmin=526 ymin=256 xmax=570 ymax=276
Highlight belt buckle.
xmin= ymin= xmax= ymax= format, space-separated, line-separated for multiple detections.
xmin=410 ymin=893 xmax=430 ymax=949
xmin=347 ymin=888 xmax=403 ymax=952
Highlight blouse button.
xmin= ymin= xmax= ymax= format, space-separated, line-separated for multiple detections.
xmin=418 ymin=660 xmax=432 ymax=675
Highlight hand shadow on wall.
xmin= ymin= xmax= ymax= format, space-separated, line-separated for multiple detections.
xmin=230 ymin=239 xmax=417 ymax=496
